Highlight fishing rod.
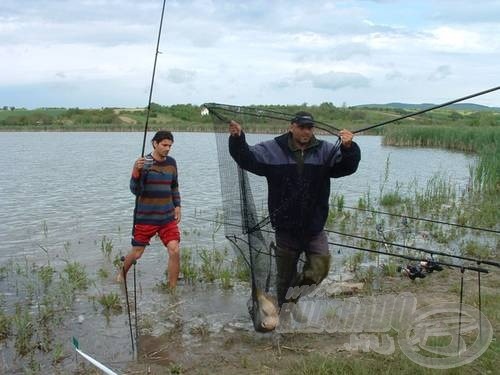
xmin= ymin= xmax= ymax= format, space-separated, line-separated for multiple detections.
xmin=330 ymin=241 xmax=489 ymax=274
xmin=133 ymin=264 xmax=138 ymax=341
xmin=121 ymin=257 xmax=135 ymax=352
xmin=343 ymin=205 xmax=500 ymax=234
xmin=325 ymin=228 xmax=500 ymax=268
xmin=184 ymin=214 xmax=495 ymax=271
xmin=335 ymin=240 xmax=485 ymax=344
xmin=352 ymin=85 xmax=500 ymax=133
xmin=140 ymin=0 xmax=168 ymax=156
xmin=205 ymin=85 xmax=500 ymax=135
xmin=125 ymin=0 xmax=168 ymax=352
xmin=203 ymin=103 xmax=341 ymax=135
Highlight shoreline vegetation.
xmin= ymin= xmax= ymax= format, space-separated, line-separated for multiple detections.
xmin=1 ymin=103 xmax=499 ymax=373
xmin=1 ymin=102 xmax=499 ymax=133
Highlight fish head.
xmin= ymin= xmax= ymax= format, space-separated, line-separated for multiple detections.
xmin=253 ymin=289 xmax=279 ymax=332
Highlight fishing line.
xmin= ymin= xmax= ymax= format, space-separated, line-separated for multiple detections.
xmin=325 ymin=228 xmax=500 ymax=268
xmin=343 ymin=205 xmax=500 ymax=234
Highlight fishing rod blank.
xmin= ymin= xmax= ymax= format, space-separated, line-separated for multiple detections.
xmin=140 ymin=0 xmax=168 ymax=157
xmin=330 ymin=241 xmax=489 ymax=274
xmin=344 ymin=205 xmax=500 ymax=234
xmin=121 ymin=257 xmax=135 ymax=352
xmin=186 ymin=214 xmax=493 ymax=270
xmin=126 ymin=0 xmax=168 ymax=352
xmin=133 ymin=263 xmax=138 ymax=341
xmin=204 ymin=85 xmax=500 ymax=136
xmin=326 ymin=228 xmax=500 ymax=268
xmin=353 ymin=85 xmax=500 ymax=134
xmin=204 ymin=102 xmax=341 ymax=134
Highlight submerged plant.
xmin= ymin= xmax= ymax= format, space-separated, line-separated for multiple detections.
xmin=220 ymin=268 xmax=233 ymax=289
xmin=100 ymin=235 xmax=113 ymax=258
xmin=199 ymin=248 xmax=225 ymax=282
xmin=62 ymin=261 xmax=89 ymax=291
xmin=97 ymin=268 xmax=109 ymax=280
xmin=13 ymin=305 xmax=34 ymax=357
xmin=98 ymin=293 xmax=122 ymax=314
xmin=180 ymin=248 xmax=199 ymax=283
xmin=233 ymin=256 xmax=250 ymax=282
xmin=41 ymin=220 xmax=49 ymax=238
xmin=0 ymin=307 xmax=11 ymax=341
xmin=381 ymin=262 xmax=399 ymax=277
xmin=52 ymin=342 xmax=66 ymax=364
xmin=38 ymin=265 xmax=55 ymax=289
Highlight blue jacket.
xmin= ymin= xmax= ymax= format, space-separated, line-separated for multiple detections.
xmin=229 ymin=132 xmax=360 ymax=234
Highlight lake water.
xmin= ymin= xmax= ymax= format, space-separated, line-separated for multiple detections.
xmin=0 ymin=131 xmax=478 ymax=373
xmin=0 ymin=132 xmax=476 ymax=265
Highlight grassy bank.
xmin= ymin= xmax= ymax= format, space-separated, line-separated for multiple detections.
xmin=285 ymin=269 xmax=500 ymax=375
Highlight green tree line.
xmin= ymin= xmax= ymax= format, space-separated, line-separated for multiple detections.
xmin=0 ymin=103 xmax=498 ymax=131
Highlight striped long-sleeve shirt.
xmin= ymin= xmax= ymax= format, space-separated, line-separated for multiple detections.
xmin=130 ymin=155 xmax=181 ymax=225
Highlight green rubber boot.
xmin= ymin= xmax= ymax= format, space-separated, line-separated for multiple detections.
xmin=287 ymin=253 xmax=331 ymax=322
xmin=300 ymin=253 xmax=331 ymax=289
xmin=275 ymin=246 xmax=300 ymax=308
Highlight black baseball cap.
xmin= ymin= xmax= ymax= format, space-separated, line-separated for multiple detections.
xmin=291 ymin=111 xmax=314 ymax=126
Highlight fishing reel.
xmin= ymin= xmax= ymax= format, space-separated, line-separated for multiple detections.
xmin=398 ymin=264 xmax=426 ymax=280
xmin=419 ymin=257 xmax=443 ymax=273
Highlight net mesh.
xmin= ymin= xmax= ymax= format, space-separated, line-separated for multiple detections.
xmin=206 ymin=103 xmax=340 ymax=331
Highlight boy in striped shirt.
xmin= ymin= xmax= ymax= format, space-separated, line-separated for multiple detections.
xmin=118 ymin=131 xmax=181 ymax=289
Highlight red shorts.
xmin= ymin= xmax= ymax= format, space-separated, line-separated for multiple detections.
xmin=132 ymin=221 xmax=180 ymax=247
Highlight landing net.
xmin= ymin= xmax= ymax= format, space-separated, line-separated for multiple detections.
xmin=205 ymin=103 xmax=339 ymax=331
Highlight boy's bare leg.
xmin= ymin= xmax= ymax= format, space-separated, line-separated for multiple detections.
xmin=166 ymin=240 xmax=180 ymax=288
xmin=116 ymin=246 xmax=145 ymax=282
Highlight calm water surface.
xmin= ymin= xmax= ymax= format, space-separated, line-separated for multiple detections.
xmin=0 ymin=132 xmax=476 ymax=264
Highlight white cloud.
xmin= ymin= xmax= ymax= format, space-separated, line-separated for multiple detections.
xmin=428 ymin=65 xmax=452 ymax=81
xmin=165 ymin=68 xmax=197 ymax=84
xmin=1 ymin=0 xmax=499 ymax=108
xmin=294 ymin=70 xmax=370 ymax=91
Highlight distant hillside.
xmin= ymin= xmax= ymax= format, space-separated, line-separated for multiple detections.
xmin=355 ymin=102 xmax=500 ymax=112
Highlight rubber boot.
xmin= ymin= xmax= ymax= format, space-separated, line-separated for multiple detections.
xmin=287 ymin=253 xmax=331 ymax=323
xmin=274 ymin=246 xmax=300 ymax=308
xmin=300 ymin=253 xmax=331 ymax=289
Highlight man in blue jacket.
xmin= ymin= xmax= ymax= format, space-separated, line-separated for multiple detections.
xmin=228 ymin=112 xmax=360 ymax=319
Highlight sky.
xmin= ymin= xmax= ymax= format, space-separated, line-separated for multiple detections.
xmin=1 ymin=0 xmax=499 ymax=109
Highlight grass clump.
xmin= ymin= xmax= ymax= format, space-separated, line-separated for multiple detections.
xmin=180 ymin=248 xmax=199 ymax=283
xmin=0 ymin=307 xmax=11 ymax=340
xmin=38 ymin=264 xmax=55 ymax=289
xmin=199 ymin=248 xmax=225 ymax=282
xmin=62 ymin=261 xmax=89 ymax=290
xmin=100 ymin=235 xmax=113 ymax=258
xmin=97 ymin=293 xmax=122 ymax=314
